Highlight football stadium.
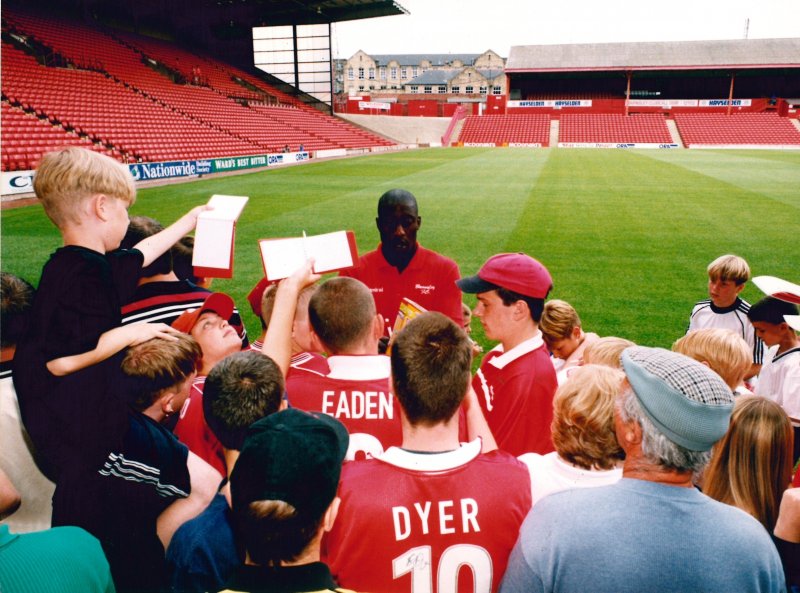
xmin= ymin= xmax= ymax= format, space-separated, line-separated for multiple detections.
xmin=1 ymin=0 xmax=800 ymax=591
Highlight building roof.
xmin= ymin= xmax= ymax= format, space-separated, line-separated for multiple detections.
xmin=370 ymin=53 xmax=481 ymax=66
xmin=408 ymin=69 xmax=461 ymax=84
xmin=507 ymin=38 xmax=800 ymax=72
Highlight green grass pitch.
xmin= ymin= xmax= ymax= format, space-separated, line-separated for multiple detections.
xmin=2 ymin=147 xmax=798 ymax=351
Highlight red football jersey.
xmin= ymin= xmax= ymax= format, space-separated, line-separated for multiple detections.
xmin=285 ymin=355 xmax=402 ymax=460
xmin=173 ymin=376 xmax=226 ymax=477
xmin=472 ymin=334 xmax=557 ymax=456
xmin=340 ymin=244 xmax=462 ymax=336
xmin=325 ymin=440 xmax=532 ymax=593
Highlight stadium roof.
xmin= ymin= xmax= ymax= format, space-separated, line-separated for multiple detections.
xmin=507 ymin=38 xmax=800 ymax=72
xmin=30 ymin=0 xmax=408 ymax=27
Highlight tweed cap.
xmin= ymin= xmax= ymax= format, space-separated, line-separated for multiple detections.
xmin=621 ymin=346 xmax=734 ymax=451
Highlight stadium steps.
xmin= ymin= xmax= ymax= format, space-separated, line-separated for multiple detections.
xmin=665 ymin=119 xmax=685 ymax=147
xmin=673 ymin=113 xmax=800 ymax=146
xmin=559 ymin=114 xmax=673 ymax=144
xmin=549 ymin=119 xmax=559 ymax=147
xmin=792 ymin=119 xmax=800 ymax=133
xmin=458 ymin=114 xmax=551 ymax=146
xmin=451 ymin=118 xmax=466 ymax=146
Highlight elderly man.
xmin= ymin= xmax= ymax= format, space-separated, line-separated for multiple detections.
xmin=500 ymin=346 xmax=785 ymax=593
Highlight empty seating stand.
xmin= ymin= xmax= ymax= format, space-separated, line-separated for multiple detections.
xmin=1 ymin=7 xmax=393 ymax=172
xmin=674 ymin=113 xmax=800 ymax=147
xmin=559 ymin=114 xmax=673 ymax=144
xmin=458 ymin=114 xmax=551 ymax=146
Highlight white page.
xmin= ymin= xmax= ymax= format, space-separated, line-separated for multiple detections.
xmin=260 ymin=237 xmax=307 ymax=281
xmin=259 ymin=230 xmax=355 ymax=281
xmin=200 ymin=194 xmax=249 ymax=221
xmin=193 ymin=217 xmax=233 ymax=269
xmin=307 ymin=230 xmax=355 ymax=272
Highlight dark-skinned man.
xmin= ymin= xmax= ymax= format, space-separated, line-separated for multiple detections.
xmin=341 ymin=189 xmax=462 ymax=338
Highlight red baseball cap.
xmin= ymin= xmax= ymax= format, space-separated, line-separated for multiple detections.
xmin=247 ymin=277 xmax=273 ymax=319
xmin=171 ymin=292 xmax=235 ymax=334
xmin=457 ymin=253 xmax=552 ymax=299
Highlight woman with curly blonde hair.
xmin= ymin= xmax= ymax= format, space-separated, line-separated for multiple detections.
xmin=519 ymin=364 xmax=625 ymax=506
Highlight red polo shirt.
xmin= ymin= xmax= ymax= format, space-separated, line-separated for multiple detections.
xmin=340 ymin=244 xmax=462 ymax=336
xmin=472 ymin=333 xmax=557 ymax=456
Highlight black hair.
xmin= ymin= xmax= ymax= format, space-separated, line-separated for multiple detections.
xmin=496 ymin=286 xmax=547 ymax=322
xmin=748 ymin=296 xmax=799 ymax=325
xmin=121 ymin=216 xmax=172 ymax=277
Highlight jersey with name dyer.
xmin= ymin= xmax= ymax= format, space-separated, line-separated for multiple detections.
xmin=325 ymin=439 xmax=532 ymax=593
xmin=340 ymin=244 xmax=463 ymax=335
xmin=285 ymin=354 xmax=401 ymax=460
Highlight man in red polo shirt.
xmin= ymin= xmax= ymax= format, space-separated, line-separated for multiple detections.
xmin=340 ymin=189 xmax=462 ymax=337
xmin=457 ymin=253 xmax=558 ymax=456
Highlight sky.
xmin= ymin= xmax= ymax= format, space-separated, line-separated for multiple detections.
xmin=331 ymin=0 xmax=800 ymax=58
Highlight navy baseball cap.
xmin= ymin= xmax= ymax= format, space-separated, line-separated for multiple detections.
xmin=230 ymin=409 xmax=349 ymax=520
xmin=457 ymin=253 xmax=552 ymax=299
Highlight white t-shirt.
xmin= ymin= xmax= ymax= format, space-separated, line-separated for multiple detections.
xmin=518 ymin=450 xmax=622 ymax=506
xmin=756 ymin=346 xmax=800 ymax=425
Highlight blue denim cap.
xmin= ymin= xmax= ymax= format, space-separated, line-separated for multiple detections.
xmin=621 ymin=347 xmax=734 ymax=452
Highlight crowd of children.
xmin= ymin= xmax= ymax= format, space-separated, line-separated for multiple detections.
xmin=1 ymin=146 xmax=799 ymax=593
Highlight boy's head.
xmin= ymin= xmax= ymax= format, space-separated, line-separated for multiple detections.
xmin=582 ymin=336 xmax=635 ymax=368
xmin=540 ymin=299 xmax=583 ymax=359
xmin=203 ymin=351 xmax=285 ymax=451
xmin=390 ymin=312 xmax=472 ymax=426
xmin=120 ymin=216 xmax=172 ymax=277
xmin=457 ymin=253 xmax=552 ymax=342
xmin=672 ymin=329 xmax=751 ymax=390
xmin=231 ymin=409 xmax=349 ymax=566
xmin=34 ymin=147 xmax=135 ymax=232
xmin=308 ymin=277 xmax=380 ymax=354
xmin=706 ymin=254 xmax=750 ymax=308
xmin=172 ymin=235 xmax=210 ymax=287
xmin=248 ymin=277 xmax=273 ymax=331
xmin=171 ymin=293 xmax=241 ymax=372
xmin=1 ymin=272 xmax=35 ymax=349
xmin=747 ymin=296 xmax=800 ymax=347
xmin=257 ymin=280 xmax=319 ymax=353
xmin=120 ymin=334 xmax=202 ymax=415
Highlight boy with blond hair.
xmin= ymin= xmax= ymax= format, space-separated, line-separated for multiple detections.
xmin=13 ymin=147 xmax=207 ymax=553
xmin=539 ymin=299 xmax=598 ymax=384
xmin=582 ymin=337 xmax=635 ymax=368
xmin=672 ymin=328 xmax=752 ymax=393
xmin=687 ymin=254 xmax=764 ymax=378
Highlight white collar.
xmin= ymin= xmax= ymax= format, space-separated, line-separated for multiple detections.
xmin=488 ymin=331 xmax=545 ymax=370
xmin=326 ymin=354 xmax=390 ymax=380
xmin=378 ymin=438 xmax=482 ymax=471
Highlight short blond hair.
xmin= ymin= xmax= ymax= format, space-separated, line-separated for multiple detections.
xmin=34 ymin=147 xmax=136 ymax=228
xmin=673 ymin=328 xmax=751 ymax=390
xmin=582 ymin=336 xmax=635 ymax=368
xmin=539 ymin=299 xmax=580 ymax=343
xmin=707 ymin=254 xmax=750 ymax=285
xmin=552 ymin=364 xmax=625 ymax=470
